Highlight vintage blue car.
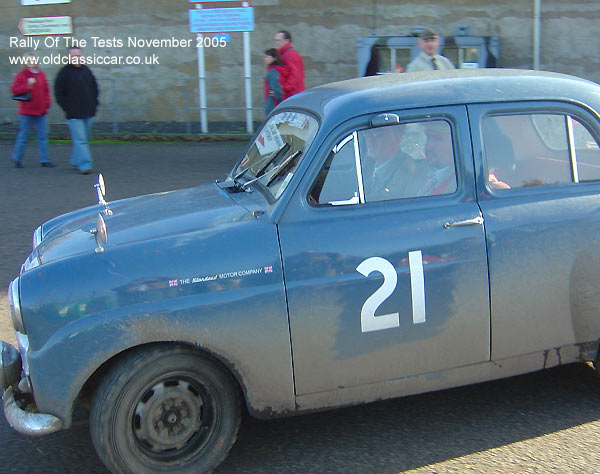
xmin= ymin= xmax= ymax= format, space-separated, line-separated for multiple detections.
xmin=3 ymin=69 xmax=600 ymax=473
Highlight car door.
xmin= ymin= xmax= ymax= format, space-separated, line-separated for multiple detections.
xmin=470 ymin=102 xmax=600 ymax=360
xmin=277 ymin=106 xmax=491 ymax=396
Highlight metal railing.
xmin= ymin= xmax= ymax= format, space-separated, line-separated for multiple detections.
xmin=0 ymin=74 xmax=348 ymax=137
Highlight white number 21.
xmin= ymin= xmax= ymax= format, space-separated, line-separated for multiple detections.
xmin=356 ymin=251 xmax=426 ymax=333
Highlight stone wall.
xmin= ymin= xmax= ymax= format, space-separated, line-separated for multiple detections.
xmin=1 ymin=0 xmax=599 ymax=130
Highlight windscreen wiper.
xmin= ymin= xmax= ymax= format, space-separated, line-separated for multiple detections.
xmin=241 ymin=145 xmax=293 ymax=191
xmin=243 ymin=151 xmax=301 ymax=191
xmin=264 ymin=150 xmax=302 ymax=186
xmin=253 ymin=143 xmax=291 ymax=178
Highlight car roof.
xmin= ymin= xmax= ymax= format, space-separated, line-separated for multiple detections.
xmin=282 ymin=69 xmax=600 ymax=125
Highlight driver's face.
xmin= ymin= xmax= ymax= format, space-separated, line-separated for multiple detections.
xmin=364 ymin=128 xmax=402 ymax=164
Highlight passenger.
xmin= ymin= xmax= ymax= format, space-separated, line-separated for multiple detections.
xmin=420 ymin=121 xmax=458 ymax=196
xmin=483 ymin=118 xmax=515 ymax=190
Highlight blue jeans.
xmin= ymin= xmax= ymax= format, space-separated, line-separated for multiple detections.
xmin=67 ymin=118 xmax=93 ymax=171
xmin=12 ymin=114 xmax=50 ymax=163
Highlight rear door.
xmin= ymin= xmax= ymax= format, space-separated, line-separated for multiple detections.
xmin=277 ymin=106 xmax=491 ymax=396
xmin=470 ymin=102 xmax=600 ymax=360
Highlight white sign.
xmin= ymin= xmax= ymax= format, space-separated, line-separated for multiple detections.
xmin=256 ymin=122 xmax=285 ymax=155
xmin=189 ymin=7 xmax=254 ymax=33
xmin=18 ymin=16 xmax=72 ymax=36
xmin=21 ymin=0 xmax=71 ymax=5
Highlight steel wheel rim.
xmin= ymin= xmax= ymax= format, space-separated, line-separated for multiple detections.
xmin=131 ymin=376 xmax=216 ymax=460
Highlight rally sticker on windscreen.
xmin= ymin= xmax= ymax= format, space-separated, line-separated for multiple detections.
xmin=276 ymin=111 xmax=308 ymax=129
xmin=256 ymin=121 xmax=285 ymax=155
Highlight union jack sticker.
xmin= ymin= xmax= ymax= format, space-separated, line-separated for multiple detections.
xmin=169 ymin=279 xmax=178 ymax=287
xmin=264 ymin=266 xmax=273 ymax=273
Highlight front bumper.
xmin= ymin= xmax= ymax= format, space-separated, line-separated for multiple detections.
xmin=0 ymin=341 xmax=63 ymax=436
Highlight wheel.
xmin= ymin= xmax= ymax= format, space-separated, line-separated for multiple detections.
xmin=90 ymin=345 xmax=241 ymax=474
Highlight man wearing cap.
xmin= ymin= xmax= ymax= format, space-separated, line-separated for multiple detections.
xmin=406 ymin=28 xmax=455 ymax=72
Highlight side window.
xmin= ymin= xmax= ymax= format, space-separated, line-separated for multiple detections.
xmin=309 ymin=134 xmax=359 ymax=206
xmin=572 ymin=118 xmax=600 ymax=182
xmin=359 ymin=120 xmax=456 ymax=202
xmin=482 ymin=114 xmax=572 ymax=189
xmin=309 ymin=119 xmax=459 ymax=206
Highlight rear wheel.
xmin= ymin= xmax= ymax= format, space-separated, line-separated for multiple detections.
xmin=90 ymin=345 xmax=241 ymax=474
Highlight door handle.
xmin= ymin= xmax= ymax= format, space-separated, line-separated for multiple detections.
xmin=443 ymin=215 xmax=484 ymax=229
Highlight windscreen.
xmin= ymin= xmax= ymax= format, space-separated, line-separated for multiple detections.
xmin=235 ymin=111 xmax=319 ymax=200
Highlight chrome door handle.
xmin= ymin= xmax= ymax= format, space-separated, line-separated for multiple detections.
xmin=444 ymin=215 xmax=484 ymax=229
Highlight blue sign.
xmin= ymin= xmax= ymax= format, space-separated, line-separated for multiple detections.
xmin=189 ymin=7 xmax=254 ymax=33
xmin=213 ymin=33 xmax=231 ymax=43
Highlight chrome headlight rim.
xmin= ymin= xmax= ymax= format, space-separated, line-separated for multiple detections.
xmin=21 ymin=251 xmax=40 ymax=274
xmin=33 ymin=225 xmax=43 ymax=249
xmin=8 ymin=278 xmax=25 ymax=334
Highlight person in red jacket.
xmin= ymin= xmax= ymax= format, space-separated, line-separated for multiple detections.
xmin=274 ymin=30 xmax=305 ymax=100
xmin=263 ymin=48 xmax=288 ymax=115
xmin=11 ymin=52 xmax=53 ymax=168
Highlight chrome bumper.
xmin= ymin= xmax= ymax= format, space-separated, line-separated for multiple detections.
xmin=3 ymin=386 xmax=63 ymax=435
xmin=1 ymin=341 xmax=63 ymax=436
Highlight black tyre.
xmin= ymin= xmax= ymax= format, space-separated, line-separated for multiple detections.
xmin=90 ymin=345 xmax=241 ymax=474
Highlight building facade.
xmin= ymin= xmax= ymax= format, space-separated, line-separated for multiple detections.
xmin=1 ymin=0 xmax=599 ymax=133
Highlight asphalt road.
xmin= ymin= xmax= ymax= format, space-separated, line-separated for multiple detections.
xmin=1 ymin=142 xmax=600 ymax=474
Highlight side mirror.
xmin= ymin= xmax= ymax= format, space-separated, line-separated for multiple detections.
xmin=94 ymin=173 xmax=107 ymax=205
xmin=94 ymin=173 xmax=113 ymax=216
xmin=90 ymin=213 xmax=108 ymax=254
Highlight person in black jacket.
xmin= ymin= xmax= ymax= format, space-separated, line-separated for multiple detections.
xmin=54 ymin=47 xmax=99 ymax=174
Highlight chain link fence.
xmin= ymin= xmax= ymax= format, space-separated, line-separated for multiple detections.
xmin=0 ymin=73 xmax=348 ymax=138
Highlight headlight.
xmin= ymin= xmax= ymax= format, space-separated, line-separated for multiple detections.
xmin=21 ymin=251 xmax=40 ymax=274
xmin=8 ymin=278 xmax=25 ymax=334
xmin=33 ymin=225 xmax=43 ymax=249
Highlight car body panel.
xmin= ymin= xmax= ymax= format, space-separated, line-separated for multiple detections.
xmin=278 ymin=105 xmax=491 ymax=395
xmin=469 ymin=101 xmax=600 ymax=359
xmin=19 ymin=184 xmax=295 ymax=424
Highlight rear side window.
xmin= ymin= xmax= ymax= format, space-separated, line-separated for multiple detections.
xmin=481 ymin=113 xmax=600 ymax=190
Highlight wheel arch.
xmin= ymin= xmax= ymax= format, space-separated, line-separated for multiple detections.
xmin=77 ymin=340 xmax=252 ymax=418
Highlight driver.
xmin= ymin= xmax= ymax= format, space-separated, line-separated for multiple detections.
xmin=362 ymin=126 xmax=425 ymax=201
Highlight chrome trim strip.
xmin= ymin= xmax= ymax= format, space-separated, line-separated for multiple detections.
xmin=566 ymin=115 xmax=579 ymax=183
xmin=16 ymin=331 xmax=29 ymax=377
xmin=8 ymin=279 xmax=25 ymax=334
xmin=353 ymin=131 xmax=366 ymax=203
xmin=33 ymin=226 xmax=43 ymax=249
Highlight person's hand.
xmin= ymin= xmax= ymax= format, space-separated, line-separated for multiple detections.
xmin=27 ymin=77 xmax=36 ymax=87
xmin=488 ymin=172 xmax=511 ymax=189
